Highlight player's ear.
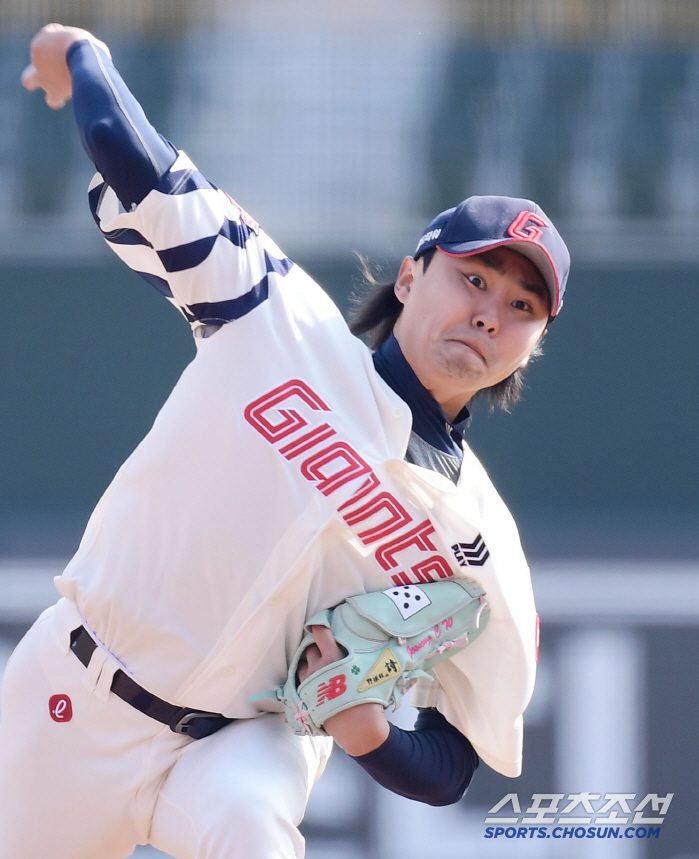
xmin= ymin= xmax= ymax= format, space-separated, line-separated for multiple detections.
xmin=394 ymin=256 xmax=417 ymax=305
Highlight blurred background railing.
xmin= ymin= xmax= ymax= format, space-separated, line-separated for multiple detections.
xmin=1 ymin=2 xmax=697 ymax=857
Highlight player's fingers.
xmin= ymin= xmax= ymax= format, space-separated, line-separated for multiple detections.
xmin=310 ymin=625 xmax=345 ymax=662
xmin=45 ymin=92 xmax=68 ymax=110
xmin=20 ymin=64 xmax=41 ymax=91
xmin=296 ymin=643 xmax=322 ymax=683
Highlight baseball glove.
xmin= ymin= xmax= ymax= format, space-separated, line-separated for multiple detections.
xmin=275 ymin=578 xmax=490 ymax=736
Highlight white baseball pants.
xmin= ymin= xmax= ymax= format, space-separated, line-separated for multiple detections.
xmin=0 ymin=598 xmax=332 ymax=859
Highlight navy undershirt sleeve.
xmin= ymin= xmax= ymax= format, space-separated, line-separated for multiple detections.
xmin=352 ymin=708 xmax=479 ymax=806
xmin=67 ymin=40 xmax=178 ymax=210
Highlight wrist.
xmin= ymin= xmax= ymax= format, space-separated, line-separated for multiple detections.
xmin=322 ymin=703 xmax=391 ymax=757
xmin=31 ymin=24 xmax=111 ymax=68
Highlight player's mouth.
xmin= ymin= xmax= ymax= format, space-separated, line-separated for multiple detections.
xmin=448 ymin=338 xmax=488 ymax=364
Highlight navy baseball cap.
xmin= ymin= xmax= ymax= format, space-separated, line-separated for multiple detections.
xmin=414 ymin=196 xmax=570 ymax=318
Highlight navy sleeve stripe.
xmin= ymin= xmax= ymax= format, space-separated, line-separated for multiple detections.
xmin=135 ymin=270 xmax=173 ymax=298
xmin=158 ymin=234 xmax=218 ymax=273
xmin=265 ymin=252 xmax=293 ymax=277
xmin=218 ymin=218 xmax=255 ymax=248
xmin=182 ymin=253 xmax=293 ymax=324
xmin=182 ymin=278 xmax=268 ymax=324
xmin=88 ymin=181 xmax=106 ymax=219
xmin=101 ymin=227 xmax=154 ymax=247
xmin=88 ymin=181 xmax=154 ymax=247
xmin=159 ymin=168 xmax=217 ymax=196
xmin=157 ymin=219 xmax=255 ymax=273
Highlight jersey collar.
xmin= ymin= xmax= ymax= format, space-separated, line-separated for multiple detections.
xmin=372 ymin=333 xmax=470 ymax=455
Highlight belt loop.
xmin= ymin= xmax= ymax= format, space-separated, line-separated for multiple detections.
xmin=82 ymin=646 xmax=109 ymax=695
xmin=93 ymin=652 xmax=120 ymax=703
xmin=56 ymin=598 xmax=85 ymax=655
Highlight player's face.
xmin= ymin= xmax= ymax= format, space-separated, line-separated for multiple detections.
xmin=392 ymin=247 xmax=550 ymax=419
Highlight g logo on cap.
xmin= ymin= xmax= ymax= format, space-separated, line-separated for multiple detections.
xmin=507 ymin=210 xmax=548 ymax=243
xmin=49 ymin=694 xmax=73 ymax=722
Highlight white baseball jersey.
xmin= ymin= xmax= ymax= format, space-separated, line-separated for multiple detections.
xmin=56 ymin=151 xmax=538 ymax=777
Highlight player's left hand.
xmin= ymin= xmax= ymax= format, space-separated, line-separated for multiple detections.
xmin=298 ymin=625 xmax=390 ymax=756
xmin=21 ymin=23 xmax=112 ymax=109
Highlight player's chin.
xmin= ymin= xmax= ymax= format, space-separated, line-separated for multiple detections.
xmin=439 ymin=338 xmax=489 ymax=369
xmin=439 ymin=345 xmax=488 ymax=381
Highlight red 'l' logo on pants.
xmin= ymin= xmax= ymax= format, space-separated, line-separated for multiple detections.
xmin=49 ymin=694 xmax=73 ymax=722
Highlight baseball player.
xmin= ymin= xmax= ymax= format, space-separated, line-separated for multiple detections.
xmin=0 ymin=23 xmax=570 ymax=859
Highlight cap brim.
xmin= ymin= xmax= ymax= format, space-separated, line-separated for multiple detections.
xmin=437 ymin=238 xmax=561 ymax=318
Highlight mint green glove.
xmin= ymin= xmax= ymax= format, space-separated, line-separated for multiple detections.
xmin=276 ymin=578 xmax=490 ymax=736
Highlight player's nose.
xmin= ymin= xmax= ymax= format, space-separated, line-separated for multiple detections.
xmin=471 ymin=297 xmax=500 ymax=334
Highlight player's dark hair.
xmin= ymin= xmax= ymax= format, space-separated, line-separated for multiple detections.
xmin=349 ymin=248 xmax=543 ymax=413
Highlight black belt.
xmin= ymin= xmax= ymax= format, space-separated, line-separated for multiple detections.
xmin=69 ymin=626 xmax=235 ymax=740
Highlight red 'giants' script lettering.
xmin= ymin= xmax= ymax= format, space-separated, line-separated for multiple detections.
xmin=245 ymin=379 xmax=455 ymax=586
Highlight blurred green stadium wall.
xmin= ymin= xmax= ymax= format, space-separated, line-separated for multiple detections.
xmin=2 ymin=255 xmax=697 ymax=557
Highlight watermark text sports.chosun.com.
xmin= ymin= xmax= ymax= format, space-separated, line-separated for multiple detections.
xmin=483 ymin=792 xmax=672 ymax=839
xmin=485 ymin=826 xmax=662 ymax=840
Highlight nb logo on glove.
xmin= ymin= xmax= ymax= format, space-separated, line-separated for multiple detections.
xmin=316 ymin=674 xmax=347 ymax=705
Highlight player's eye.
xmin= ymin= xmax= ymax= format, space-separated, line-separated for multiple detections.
xmin=512 ymin=298 xmax=533 ymax=312
xmin=467 ymin=274 xmax=485 ymax=289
